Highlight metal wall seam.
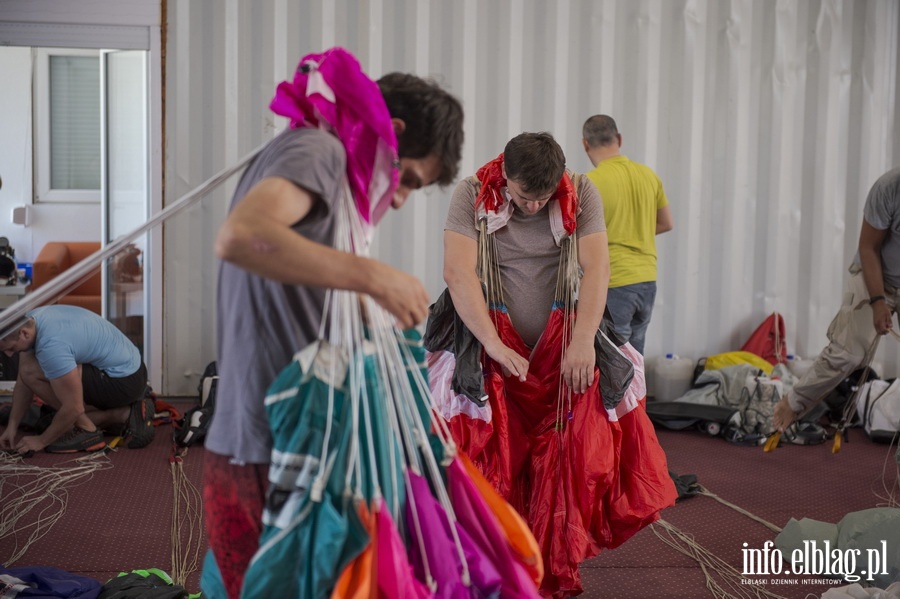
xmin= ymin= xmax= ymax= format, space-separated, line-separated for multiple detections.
xmin=411 ymin=0 xmax=432 ymax=282
xmin=508 ymin=0 xmax=524 ymax=143
xmin=272 ymin=0 xmax=289 ymax=134
xmin=805 ymin=0 xmax=850 ymax=357
xmin=552 ymin=0 xmax=570 ymax=153
xmin=719 ymin=0 xmax=756 ymax=350
xmin=766 ymin=0 xmax=807 ymax=354
xmin=670 ymin=0 xmax=710 ymax=355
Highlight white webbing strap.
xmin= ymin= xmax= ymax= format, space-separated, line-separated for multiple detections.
xmin=0 ymin=144 xmax=265 ymax=338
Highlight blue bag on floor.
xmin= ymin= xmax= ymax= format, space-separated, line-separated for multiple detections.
xmin=0 ymin=565 xmax=102 ymax=599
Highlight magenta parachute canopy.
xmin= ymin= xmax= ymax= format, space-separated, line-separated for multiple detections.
xmin=270 ymin=47 xmax=399 ymax=230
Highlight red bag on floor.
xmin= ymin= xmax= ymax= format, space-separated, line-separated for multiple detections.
xmin=741 ymin=312 xmax=787 ymax=365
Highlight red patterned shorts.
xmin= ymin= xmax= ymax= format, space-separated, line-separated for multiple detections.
xmin=203 ymin=451 xmax=269 ymax=599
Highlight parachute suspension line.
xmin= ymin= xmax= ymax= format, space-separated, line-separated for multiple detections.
xmin=831 ymin=334 xmax=882 ymax=454
xmin=872 ymin=431 xmax=900 ymax=510
xmin=554 ymin=233 xmax=579 ymax=428
xmin=169 ymin=448 xmax=204 ymax=587
xmin=362 ymin=301 xmax=436 ymax=587
xmin=651 ymin=519 xmax=789 ymax=599
xmin=366 ymin=298 xmax=473 ymax=587
xmin=696 ymin=486 xmax=782 ymax=534
xmin=389 ymin=327 xmax=472 ymax=586
xmin=315 ymin=177 xmax=372 ymax=503
xmin=397 ymin=329 xmax=456 ymax=455
xmin=478 ymin=219 xmax=504 ymax=330
xmin=554 ymin=239 xmax=568 ymax=427
xmin=365 ymin=298 xmax=412 ymax=527
xmin=0 ymin=451 xmax=112 ymax=566
xmin=338 ymin=180 xmax=371 ymax=500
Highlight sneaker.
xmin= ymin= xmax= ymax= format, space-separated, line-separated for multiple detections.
xmin=125 ymin=396 xmax=155 ymax=449
xmin=46 ymin=427 xmax=106 ymax=453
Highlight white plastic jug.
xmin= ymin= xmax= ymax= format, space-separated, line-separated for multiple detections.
xmin=644 ymin=355 xmax=659 ymax=399
xmin=654 ymin=354 xmax=695 ymax=402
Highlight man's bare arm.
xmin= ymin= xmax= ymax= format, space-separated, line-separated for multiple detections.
xmin=858 ymin=219 xmax=893 ymax=335
xmin=656 ymin=205 xmax=673 ymax=235
xmin=215 ymin=176 xmax=429 ymax=328
xmin=562 ymin=231 xmax=610 ymax=393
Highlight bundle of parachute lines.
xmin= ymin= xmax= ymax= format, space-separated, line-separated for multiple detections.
xmin=240 ymin=176 xmax=545 ymax=599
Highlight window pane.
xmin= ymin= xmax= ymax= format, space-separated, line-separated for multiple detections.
xmin=49 ymin=55 xmax=100 ymax=190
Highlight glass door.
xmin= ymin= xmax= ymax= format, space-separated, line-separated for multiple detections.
xmin=101 ymin=50 xmax=148 ymax=356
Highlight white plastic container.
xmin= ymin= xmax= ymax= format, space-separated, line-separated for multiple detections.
xmin=786 ymin=355 xmax=815 ymax=381
xmin=644 ymin=355 xmax=659 ymax=399
xmin=654 ymin=354 xmax=695 ymax=402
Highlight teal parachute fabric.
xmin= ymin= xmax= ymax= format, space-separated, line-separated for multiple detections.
xmin=241 ymin=330 xmax=443 ymax=598
xmin=241 ymin=340 xmax=371 ymax=599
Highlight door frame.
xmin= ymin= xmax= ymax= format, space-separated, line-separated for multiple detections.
xmin=0 ymin=16 xmax=164 ymax=391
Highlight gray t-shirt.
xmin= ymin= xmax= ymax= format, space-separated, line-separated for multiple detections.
xmin=858 ymin=167 xmax=900 ymax=290
xmin=207 ymin=127 xmax=346 ymax=463
xmin=445 ymin=173 xmax=605 ymax=346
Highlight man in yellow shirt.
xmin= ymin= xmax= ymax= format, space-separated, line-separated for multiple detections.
xmin=583 ymin=115 xmax=672 ymax=354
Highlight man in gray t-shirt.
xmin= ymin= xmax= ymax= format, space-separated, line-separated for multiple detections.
xmin=444 ymin=132 xmax=609 ymax=403
xmin=204 ymin=70 xmax=463 ymax=598
xmin=775 ymin=167 xmax=900 ymax=431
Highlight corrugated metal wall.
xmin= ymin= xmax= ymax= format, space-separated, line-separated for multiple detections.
xmin=164 ymin=0 xmax=900 ymax=394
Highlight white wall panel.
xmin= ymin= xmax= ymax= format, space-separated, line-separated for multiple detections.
xmin=164 ymin=0 xmax=899 ymax=394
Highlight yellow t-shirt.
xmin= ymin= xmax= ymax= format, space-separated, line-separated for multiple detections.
xmin=586 ymin=156 xmax=668 ymax=288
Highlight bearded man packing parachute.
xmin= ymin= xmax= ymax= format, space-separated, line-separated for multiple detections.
xmin=429 ymin=132 xmax=677 ymax=598
xmin=203 ymin=47 xmax=464 ymax=598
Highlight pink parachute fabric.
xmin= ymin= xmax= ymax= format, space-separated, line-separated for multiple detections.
xmin=269 ymin=47 xmax=399 ymax=232
xmin=456 ymin=452 xmax=543 ymax=586
xmin=374 ymin=500 xmax=431 ymax=599
xmin=446 ymin=458 xmax=541 ymax=599
xmin=405 ymin=471 xmax=502 ymax=598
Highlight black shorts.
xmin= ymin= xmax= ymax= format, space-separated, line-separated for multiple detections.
xmin=82 ymin=362 xmax=148 ymax=410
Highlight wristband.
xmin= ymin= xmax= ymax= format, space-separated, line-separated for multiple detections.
xmin=869 ymin=295 xmax=886 ymax=306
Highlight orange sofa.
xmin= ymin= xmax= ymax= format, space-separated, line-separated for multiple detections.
xmin=32 ymin=242 xmax=102 ymax=315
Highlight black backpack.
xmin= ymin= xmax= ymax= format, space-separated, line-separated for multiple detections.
xmin=99 ymin=570 xmax=192 ymax=599
xmin=174 ymin=361 xmax=217 ymax=447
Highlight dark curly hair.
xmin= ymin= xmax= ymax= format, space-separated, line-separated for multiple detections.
xmin=377 ymin=73 xmax=464 ymax=186
xmin=503 ymin=132 xmax=566 ymax=195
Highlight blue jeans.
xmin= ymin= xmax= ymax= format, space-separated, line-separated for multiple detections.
xmin=605 ymin=281 xmax=657 ymax=354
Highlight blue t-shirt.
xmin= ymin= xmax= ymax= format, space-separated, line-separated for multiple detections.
xmin=28 ymin=305 xmax=141 ymax=379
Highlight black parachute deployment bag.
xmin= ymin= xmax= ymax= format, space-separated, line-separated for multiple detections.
xmin=174 ymin=361 xmax=217 ymax=447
